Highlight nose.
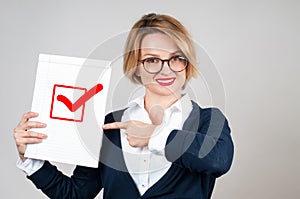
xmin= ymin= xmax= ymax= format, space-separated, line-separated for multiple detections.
xmin=160 ymin=60 xmax=172 ymax=74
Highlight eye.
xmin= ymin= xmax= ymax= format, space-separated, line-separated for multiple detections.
xmin=171 ymin=55 xmax=186 ymax=62
xmin=144 ymin=57 xmax=160 ymax=64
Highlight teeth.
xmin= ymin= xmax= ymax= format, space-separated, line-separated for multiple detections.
xmin=157 ymin=79 xmax=174 ymax=83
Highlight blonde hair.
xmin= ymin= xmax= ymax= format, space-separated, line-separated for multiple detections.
xmin=123 ymin=13 xmax=198 ymax=85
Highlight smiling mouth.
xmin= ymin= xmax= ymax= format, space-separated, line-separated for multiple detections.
xmin=156 ymin=78 xmax=175 ymax=86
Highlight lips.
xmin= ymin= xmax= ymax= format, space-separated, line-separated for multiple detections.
xmin=156 ymin=78 xmax=175 ymax=86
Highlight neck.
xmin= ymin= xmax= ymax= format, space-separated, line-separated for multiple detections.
xmin=144 ymin=91 xmax=182 ymax=112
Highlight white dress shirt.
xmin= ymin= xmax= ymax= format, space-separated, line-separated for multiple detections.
xmin=121 ymin=94 xmax=192 ymax=195
xmin=16 ymin=157 xmax=44 ymax=176
xmin=17 ymin=94 xmax=193 ymax=195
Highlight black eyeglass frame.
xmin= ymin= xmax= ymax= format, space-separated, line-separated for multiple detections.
xmin=138 ymin=55 xmax=189 ymax=74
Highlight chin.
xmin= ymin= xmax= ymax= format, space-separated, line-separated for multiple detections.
xmin=148 ymin=84 xmax=182 ymax=97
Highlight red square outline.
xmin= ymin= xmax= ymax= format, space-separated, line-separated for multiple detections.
xmin=50 ymin=84 xmax=87 ymax=122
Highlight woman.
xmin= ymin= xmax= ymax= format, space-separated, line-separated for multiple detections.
xmin=14 ymin=13 xmax=234 ymax=198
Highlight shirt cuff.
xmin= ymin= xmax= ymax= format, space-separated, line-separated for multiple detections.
xmin=16 ymin=158 xmax=45 ymax=176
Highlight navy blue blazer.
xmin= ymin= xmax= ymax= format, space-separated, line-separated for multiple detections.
xmin=27 ymin=101 xmax=234 ymax=199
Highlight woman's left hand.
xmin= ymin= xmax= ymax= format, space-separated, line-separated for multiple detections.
xmin=102 ymin=120 xmax=157 ymax=147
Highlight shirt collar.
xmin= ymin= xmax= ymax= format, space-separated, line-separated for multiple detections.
xmin=127 ymin=96 xmax=145 ymax=109
xmin=127 ymin=93 xmax=192 ymax=113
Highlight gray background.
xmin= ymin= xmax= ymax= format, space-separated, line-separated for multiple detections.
xmin=1 ymin=0 xmax=299 ymax=198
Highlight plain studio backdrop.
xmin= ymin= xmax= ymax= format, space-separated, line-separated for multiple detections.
xmin=1 ymin=0 xmax=299 ymax=198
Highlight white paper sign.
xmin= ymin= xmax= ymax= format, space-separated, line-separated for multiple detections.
xmin=25 ymin=54 xmax=111 ymax=168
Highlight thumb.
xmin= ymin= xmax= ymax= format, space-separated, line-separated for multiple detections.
xmin=148 ymin=105 xmax=164 ymax=125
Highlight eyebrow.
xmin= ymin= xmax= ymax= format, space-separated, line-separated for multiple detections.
xmin=141 ymin=50 xmax=183 ymax=58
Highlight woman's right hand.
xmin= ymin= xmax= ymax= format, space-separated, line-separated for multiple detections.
xmin=13 ymin=112 xmax=47 ymax=162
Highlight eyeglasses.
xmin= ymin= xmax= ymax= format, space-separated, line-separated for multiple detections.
xmin=138 ymin=55 xmax=188 ymax=74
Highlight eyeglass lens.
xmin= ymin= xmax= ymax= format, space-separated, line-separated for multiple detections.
xmin=143 ymin=56 xmax=187 ymax=73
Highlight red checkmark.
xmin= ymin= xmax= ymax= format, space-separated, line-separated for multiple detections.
xmin=57 ymin=84 xmax=103 ymax=112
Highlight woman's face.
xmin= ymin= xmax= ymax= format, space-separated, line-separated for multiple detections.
xmin=136 ymin=33 xmax=186 ymax=98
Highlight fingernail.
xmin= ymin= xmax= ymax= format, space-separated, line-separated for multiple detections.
xmin=41 ymin=123 xmax=47 ymax=127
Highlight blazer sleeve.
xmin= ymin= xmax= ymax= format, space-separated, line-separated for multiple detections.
xmin=27 ymin=161 xmax=102 ymax=199
xmin=165 ymin=107 xmax=234 ymax=177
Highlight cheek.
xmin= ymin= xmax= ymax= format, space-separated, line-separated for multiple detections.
xmin=176 ymin=72 xmax=186 ymax=86
xmin=139 ymin=71 xmax=155 ymax=85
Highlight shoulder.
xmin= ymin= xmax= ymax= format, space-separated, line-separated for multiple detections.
xmin=184 ymin=101 xmax=231 ymax=139
xmin=190 ymin=101 xmax=226 ymax=118
xmin=189 ymin=101 xmax=229 ymax=128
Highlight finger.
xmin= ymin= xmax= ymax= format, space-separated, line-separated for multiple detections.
xmin=14 ymin=130 xmax=47 ymax=144
xmin=102 ymin=122 xmax=128 ymax=130
xmin=149 ymin=105 xmax=164 ymax=125
xmin=16 ymin=137 xmax=44 ymax=145
xmin=19 ymin=131 xmax=48 ymax=139
xmin=19 ymin=112 xmax=39 ymax=125
xmin=18 ymin=121 xmax=46 ymax=131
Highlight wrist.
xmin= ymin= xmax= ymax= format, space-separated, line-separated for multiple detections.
xmin=19 ymin=154 xmax=27 ymax=162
